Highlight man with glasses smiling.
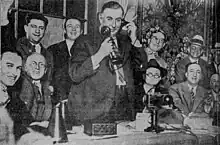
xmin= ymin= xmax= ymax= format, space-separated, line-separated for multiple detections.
xmin=141 ymin=28 xmax=167 ymax=69
xmin=16 ymin=13 xmax=53 ymax=82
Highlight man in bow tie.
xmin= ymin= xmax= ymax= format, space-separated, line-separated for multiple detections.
xmin=16 ymin=13 xmax=53 ymax=82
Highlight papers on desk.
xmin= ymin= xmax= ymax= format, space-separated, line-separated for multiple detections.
xmin=191 ymin=126 xmax=220 ymax=137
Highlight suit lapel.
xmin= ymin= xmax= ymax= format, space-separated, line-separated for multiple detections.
xmin=192 ymin=86 xmax=204 ymax=112
xmin=20 ymin=38 xmax=35 ymax=54
xmin=60 ymin=41 xmax=70 ymax=58
xmin=181 ymin=82 xmax=192 ymax=113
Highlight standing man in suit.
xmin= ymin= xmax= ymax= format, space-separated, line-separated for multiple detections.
xmin=16 ymin=13 xmax=53 ymax=82
xmin=47 ymin=17 xmax=86 ymax=101
xmin=68 ymin=1 xmax=142 ymax=125
xmin=175 ymin=35 xmax=212 ymax=89
xmin=169 ymin=63 xmax=212 ymax=121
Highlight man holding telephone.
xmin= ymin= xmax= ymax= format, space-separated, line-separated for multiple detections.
xmin=68 ymin=1 xmax=142 ymax=125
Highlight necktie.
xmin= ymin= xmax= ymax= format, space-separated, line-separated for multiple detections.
xmin=33 ymin=81 xmax=42 ymax=95
xmin=35 ymin=44 xmax=41 ymax=53
xmin=32 ymin=44 xmax=36 ymax=52
xmin=190 ymin=87 xmax=195 ymax=109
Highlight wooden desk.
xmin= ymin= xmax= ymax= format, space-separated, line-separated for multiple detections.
xmin=58 ymin=132 xmax=218 ymax=145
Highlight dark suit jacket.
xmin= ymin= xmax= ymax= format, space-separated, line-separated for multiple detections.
xmin=19 ymin=74 xmax=53 ymax=121
xmin=5 ymin=88 xmax=34 ymax=141
xmin=208 ymin=62 xmax=218 ymax=76
xmin=1 ymin=24 xmax=16 ymax=52
xmin=16 ymin=37 xmax=53 ymax=82
xmin=169 ymin=81 xmax=209 ymax=117
xmin=68 ymin=34 xmax=135 ymax=124
xmin=175 ymin=56 xmax=211 ymax=89
xmin=47 ymin=40 xmax=73 ymax=101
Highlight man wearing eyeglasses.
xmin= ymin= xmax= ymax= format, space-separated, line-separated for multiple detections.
xmin=135 ymin=59 xmax=168 ymax=113
xmin=134 ymin=59 xmax=183 ymax=129
xmin=142 ymin=28 xmax=168 ymax=69
xmin=16 ymin=13 xmax=53 ymax=82
xmin=175 ymin=35 xmax=213 ymax=89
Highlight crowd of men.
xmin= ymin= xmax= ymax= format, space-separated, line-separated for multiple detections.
xmin=1 ymin=0 xmax=220 ymax=144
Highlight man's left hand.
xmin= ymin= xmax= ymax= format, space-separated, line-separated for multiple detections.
xmin=122 ymin=22 xmax=137 ymax=42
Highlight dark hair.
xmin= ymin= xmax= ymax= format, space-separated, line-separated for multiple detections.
xmin=185 ymin=62 xmax=201 ymax=73
xmin=145 ymin=28 xmax=167 ymax=43
xmin=25 ymin=13 xmax=48 ymax=28
xmin=101 ymin=1 xmax=124 ymax=16
xmin=1 ymin=49 xmax=23 ymax=60
xmin=63 ymin=17 xmax=84 ymax=39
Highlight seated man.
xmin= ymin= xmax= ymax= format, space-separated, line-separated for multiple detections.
xmin=20 ymin=53 xmax=53 ymax=122
xmin=169 ymin=63 xmax=213 ymax=129
xmin=0 ymin=50 xmax=53 ymax=144
xmin=135 ymin=59 xmax=182 ymax=127
xmin=0 ymin=50 xmax=31 ymax=141
xmin=175 ymin=35 xmax=211 ymax=89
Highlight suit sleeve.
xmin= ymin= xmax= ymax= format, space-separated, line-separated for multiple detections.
xmin=19 ymin=79 xmax=34 ymax=111
xmin=169 ymin=84 xmax=187 ymax=115
xmin=69 ymin=37 xmax=98 ymax=83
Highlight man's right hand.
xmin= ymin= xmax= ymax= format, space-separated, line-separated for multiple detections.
xmin=98 ymin=37 xmax=113 ymax=58
xmin=92 ymin=37 xmax=113 ymax=69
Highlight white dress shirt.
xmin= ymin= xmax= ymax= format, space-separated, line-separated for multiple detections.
xmin=33 ymin=80 xmax=42 ymax=95
xmin=30 ymin=42 xmax=41 ymax=53
xmin=66 ymin=39 xmax=75 ymax=56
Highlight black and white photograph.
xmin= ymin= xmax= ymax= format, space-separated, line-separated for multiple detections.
xmin=0 ymin=0 xmax=220 ymax=144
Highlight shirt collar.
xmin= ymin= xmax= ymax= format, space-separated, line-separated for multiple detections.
xmin=30 ymin=42 xmax=40 ymax=47
xmin=187 ymin=83 xmax=197 ymax=92
xmin=189 ymin=57 xmax=199 ymax=63
xmin=145 ymin=47 xmax=158 ymax=55
xmin=66 ymin=39 xmax=75 ymax=56
xmin=32 ymin=80 xmax=41 ymax=84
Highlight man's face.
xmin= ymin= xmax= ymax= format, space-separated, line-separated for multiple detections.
xmin=149 ymin=32 xmax=165 ymax=52
xmin=185 ymin=63 xmax=201 ymax=85
xmin=65 ymin=19 xmax=82 ymax=41
xmin=24 ymin=19 xmax=46 ymax=44
xmin=25 ymin=54 xmax=46 ymax=80
xmin=145 ymin=67 xmax=161 ymax=86
xmin=189 ymin=44 xmax=203 ymax=58
xmin=214 ymin=51 xmax=220 ymax=64
xmin=210 ymin=74 xmax=220 ymax=93
xmin=99 ymin=8 xmax=123 ymax=37
xmin=0 ymin=52 xmax=22 ymax=86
